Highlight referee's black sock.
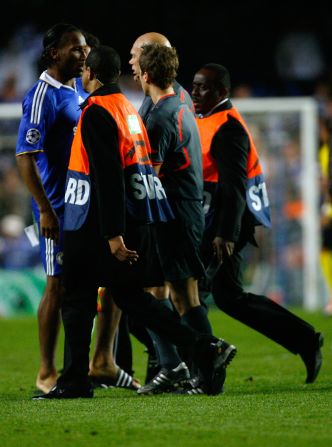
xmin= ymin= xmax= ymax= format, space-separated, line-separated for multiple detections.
xmin=180 ymin=305 xmax=213 ymax=377
xmin=182 ymin=305 xmax=213 ymax=335
xmin=147 ymin=298 xmax=183 ymax=370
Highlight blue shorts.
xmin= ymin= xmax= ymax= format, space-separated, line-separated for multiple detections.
xmin=34 ymin=212 xmax=64 ymax=277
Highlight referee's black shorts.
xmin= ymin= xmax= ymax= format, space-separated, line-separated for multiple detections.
xmin=155 ymin=199 xmax=206 ymax=282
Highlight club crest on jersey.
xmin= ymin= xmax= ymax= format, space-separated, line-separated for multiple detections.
xmin=26 ymin=128 xmax=41 ymax=144
xmin=56 ymin=252 xmax=64 ymax=265
xmin=127 ymin=114 xmax=141 ymax=134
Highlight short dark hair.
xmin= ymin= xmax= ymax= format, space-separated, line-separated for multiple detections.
xmin=83 ymin=31 xmax=100 ymax=49
xmin=139 ymin=44 xmax=178 ymax=90
xmin=41 ymin=23 xmax=82 ymax=68
xmin=86 ymin=45 xmax=121 ymax=84
xmin=203 ymin=63 xmax=231 ymax=90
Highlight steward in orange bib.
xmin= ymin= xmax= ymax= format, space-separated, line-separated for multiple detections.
xmin=42 ymin=48 xmax=233 ymax=400
xmin=197 ymin=105 xmax=271 ymax=235
xmin=191 ymin=63 xmax=323 ymax=385
xmin=64 ymin=86 xmax=173 ymax=232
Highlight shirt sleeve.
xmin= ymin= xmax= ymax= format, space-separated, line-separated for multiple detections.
xmin=81 ymin=104 xmax=126 ymax=238
xmin=16 ymin=90 xmax=54 ymax=156
xmin=211 ymin=116 xmax=249 ymax=241
xmin=146 ymin=115 xmax=172 ymax=167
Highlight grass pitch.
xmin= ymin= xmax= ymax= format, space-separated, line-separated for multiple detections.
xmin=0 ymin=307 xmax=331 ymax=447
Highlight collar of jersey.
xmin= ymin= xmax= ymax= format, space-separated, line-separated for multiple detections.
xmin=39 ymin=71 xmax=77 ymax=91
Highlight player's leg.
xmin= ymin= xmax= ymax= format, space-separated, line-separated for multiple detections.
xmin=36 ymin=274 xmax=62 ymax=393
xmin=36 ymin=229 xmax=64 ymax=393
xmin=89 ymin=287 xmax=140 ymax=390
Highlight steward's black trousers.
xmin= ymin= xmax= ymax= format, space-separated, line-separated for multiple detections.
xmin=201 ymin=247 xmax=316 ymax=356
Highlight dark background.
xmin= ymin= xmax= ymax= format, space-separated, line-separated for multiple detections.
xmin=1 ymin=1 xmax=332 ymax=96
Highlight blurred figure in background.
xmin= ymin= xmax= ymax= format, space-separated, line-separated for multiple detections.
xmin=274 ymin=25 xmax=326 ymax=96
xmin=319 ymin=112 xmax=332 ymax=316
xmin=0 ymin=165 xmax=31 ymax=222
xmin=0 ymin=74 xmax=21 ymax=102
xmin=0 ymin=23 xmax=42 ymax=101
xmin=0 ymin=214 xmax=40 ymax=269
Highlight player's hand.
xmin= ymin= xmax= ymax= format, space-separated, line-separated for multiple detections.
xmin=108 ymin=235 xmax=139 ymax=264
xmin=39 ymin=208 xmax=60 ymax=243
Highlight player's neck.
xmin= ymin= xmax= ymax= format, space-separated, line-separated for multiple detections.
xmin=150 ymin=85 xmax=174 ymax=104
xmin=46 ymin=68 xmax=75 ymax=87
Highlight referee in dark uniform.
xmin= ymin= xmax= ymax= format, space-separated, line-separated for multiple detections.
xmin=136 ymin=44 xmax=237 ymax=394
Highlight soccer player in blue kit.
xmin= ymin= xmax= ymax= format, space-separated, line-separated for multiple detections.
xmin=16 ymin=23 xmax=88 ymax=393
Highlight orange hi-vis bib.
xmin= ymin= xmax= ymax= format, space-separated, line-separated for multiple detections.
xmin=196 ymin=107 xmax=271 ymax=228
xmin=64 ymin=92 xmax=174 ymax=231
xmin=196 ymin=107 xmax=262 ymax=183
xmin=68 ymin=93 xmax=152 ymax=174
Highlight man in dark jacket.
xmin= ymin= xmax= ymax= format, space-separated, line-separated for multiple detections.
xmin=192 ymin=63 xmax=323 ymax=384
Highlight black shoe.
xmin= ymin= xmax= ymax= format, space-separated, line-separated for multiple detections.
xmin=174 ymin=384 xmax=207 ymax=395
xmin=32 ymin=384 xmax=94 ymax=400
xmin=174 ymin=376 xmax=216 ymax=395
xmin=138 ymin=362 xmax=190 ymax=395
xmin=300 ymin=332 xmax=324 ymax=384
xmin=195 ymin=338 xmax=237 ymax=396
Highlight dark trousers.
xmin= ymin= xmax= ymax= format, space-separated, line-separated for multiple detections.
xmin=59 ymin=282 xmax=97 ymax=385
xmin=114 ymin=314 xmax=134 ymax=376
xmin=115 ymin=313 xmax=158 ymax=376
xmin=59 ymin=282 xmax=203 ymax=385
xmin=202 ymin=249 xmax=316 ymax=355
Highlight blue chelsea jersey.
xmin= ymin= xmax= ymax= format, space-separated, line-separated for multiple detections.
xmin=16 ymin=71 xmax=88 ymax=215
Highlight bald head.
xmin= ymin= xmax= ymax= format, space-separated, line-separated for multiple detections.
xmin=130 ymin=32 xmax=172 ymax=82
xmin=133 ymin=32 xmax=171 ymax=48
